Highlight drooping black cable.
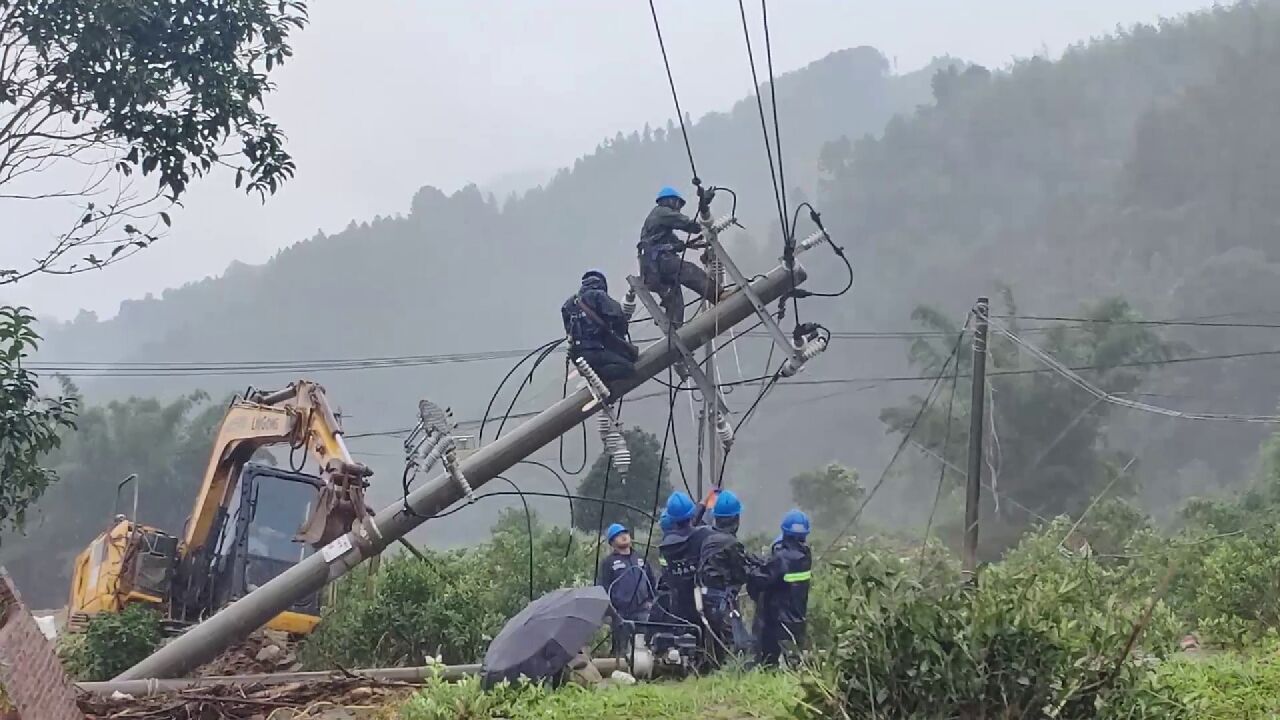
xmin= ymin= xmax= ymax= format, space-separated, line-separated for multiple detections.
xmin=430 ymin=491 xmax=658 ymax=525
xmin=479 ymin=338 xmax=563 ymax=445
xmin=493 ymin=475 xmax=535 ymax=604
xmin=819 ymin=321 xmax=970 ymax=559
xmin=758 ymin=0 xmax=803 ymax=327
xmin=495 ymin=341 xmax=563 ymax=440
xmin=734 ymin=0 xmax=788 ymax=252
xmin=643 ymin=366 xmax=682 ymax=559
xmin=648 ymin=0 xmax=699 ymax=181
xmin=717 ymin=365 xmax=785 ymax=489
xmin=517 ymin=459 xmax=576 ymax=559
xmin=918 ymin=320 xmax=966 ymax=575
xmin=790 ymin=202 xmax=853 ymax=298
xmin=761 ymin=0 xmax=789 ymax=238
xmin=592 ymin=457 xmax=615 ymax=585
xmin=558 ymin=358 xmax=588 ymax=475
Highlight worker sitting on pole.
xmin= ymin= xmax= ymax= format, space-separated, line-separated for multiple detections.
xmin=638 ymin=186 xmax=725 ymax=327
xmin=748 ymin=509 xmax=812 ymax=668
xmin=598 ymin=523 xmax=656 ymax=660
xmin=697 ymin=490 xmax=756 ymax=662
xmin=562 ymin=270 xmax=639 ymax=387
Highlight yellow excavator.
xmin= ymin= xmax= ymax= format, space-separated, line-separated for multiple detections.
xmin=67 ymin=380 xmax=373 ymax=635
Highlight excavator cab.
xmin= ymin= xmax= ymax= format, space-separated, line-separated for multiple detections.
xmin=207 ymin=463 xmax=324 ymax=633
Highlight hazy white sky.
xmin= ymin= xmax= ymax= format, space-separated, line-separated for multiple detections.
xmin=0 ymin=0 xmax=1214 ymax=320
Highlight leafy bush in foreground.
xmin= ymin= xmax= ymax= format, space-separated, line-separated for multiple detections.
xmin=799 ymin=522 xmax=1180 ymax=719
xmin=59 ymin=604 xmax=161 ymax=681
xmin=302 ymin=510 xmax=598 ymax=668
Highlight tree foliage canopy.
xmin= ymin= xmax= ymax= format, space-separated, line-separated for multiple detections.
xmin=0 ymin=0 xmax=306 ymax=281
xmin=789 ymin=462 xmax=862 ymax=531
xmin=573 ymin=427 xmax=672 ymax=536
xmin=0 ymin=306 xmax=76 ymax=537
xmin=0 ymin=387 xmax=222 ymax=605
xmin=880 ymin=291 xmax=1177 ymax=555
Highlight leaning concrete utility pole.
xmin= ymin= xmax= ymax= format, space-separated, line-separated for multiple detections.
xmin=118 ymin=261 xmax=809 ymax=681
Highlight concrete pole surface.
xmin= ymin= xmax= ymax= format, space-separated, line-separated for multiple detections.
xmin=83 ymin=659 xmax=624 ymax=697
xmin=116 ymin=261 xmax=808 ymax=681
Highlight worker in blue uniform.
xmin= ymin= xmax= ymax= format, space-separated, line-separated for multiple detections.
xmin=637 ymin=187 xmax=723 ymax=327
xmin=562 ymin=269 xmax=639 ymax=386
xmin=696 ymin=490 xmax=756 ymax=661
xmin=598 ymin=523 xmax=656 ymax=659
xmin=748 ymin=509 xmax=813 ymax=667
xmin=655 ymin=491 xmax=712 ymax=631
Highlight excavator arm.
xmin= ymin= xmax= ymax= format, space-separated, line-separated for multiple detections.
xmin=181 ymin=380 xmax=372 ymax=579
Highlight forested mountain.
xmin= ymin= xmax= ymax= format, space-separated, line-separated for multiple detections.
xmin=20 ymin=3 xmax=1280 ymax=606
xmin=12 ymin=47 xmax=943 ymax=607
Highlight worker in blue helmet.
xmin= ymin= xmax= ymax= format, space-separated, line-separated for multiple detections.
xmin=597 ymin=522 xmax=655 ymax=659
xmin=696 ymin=489 xmax=758 ymax=662
xmin=562 ymin=269 xmax=639 ymax=387
xmin=652 ymin=491 xmax=712 ymax=632
xmin=637 ymin=186 xmax=726 ymax=327
xmin=748 ymin=509 xmax=813 ymax=667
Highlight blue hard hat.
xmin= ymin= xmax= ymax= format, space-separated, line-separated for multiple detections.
xmin=781 ymin=509 xmax=811 ymax=537
xmin=666 ymin=491 xmax=696 ymax=522
xmin=606 ymin=522 xmax=628 ymax=543
xmin=659 ymin=511 xmax=674 ymax=533
xmin=582 ymin=269 xmax=607 ymax=283
xmin=655 ymin=186 xmax=684 ymax=203
xmin=712 ymin=489 xmax=742 ymax=518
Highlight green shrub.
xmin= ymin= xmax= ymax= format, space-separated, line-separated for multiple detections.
xmin=59 ymin=604 xmax=162 ymax=681
xmin=302 ymin=510 xmax=599 ymax=669
xmin=799 ymin=521 xmax=1180 ymax=720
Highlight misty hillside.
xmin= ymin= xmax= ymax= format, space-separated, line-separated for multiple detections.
xmin=28 ymin=47 xmax=943 ymax=554
xmin=29 ymin=2 xmax=1280 ymax=560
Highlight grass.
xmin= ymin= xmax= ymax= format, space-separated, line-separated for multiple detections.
xmin=1145 ymin=647 xmax=1280 ymax=720
xmin=396 ymin=670 xmax=800 ymax=720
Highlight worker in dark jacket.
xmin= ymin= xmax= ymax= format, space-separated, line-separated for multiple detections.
xmin=562 ymin=270 xmax=639 ymax=385
xmin=748 ymin=509 xmax=813 ymax=667
xmin=638 ymin=187 xmax=723 ymax=327
xmin=697 ymin=490 xmax=756 ymax=661
xmin=656 ymin=491 xmax=712 ymax=633
xmin=598 ymin=523 xmax=656 ymax=659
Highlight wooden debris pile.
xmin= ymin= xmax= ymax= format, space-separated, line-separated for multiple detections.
xmin=79 ymin=679 xmax=413 ymax=719
xmin=192 ymin=630 xmax=304 ymax=677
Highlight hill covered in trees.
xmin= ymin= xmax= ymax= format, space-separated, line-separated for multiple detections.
xmin=21 ymin=2 xmax=1280 ymax=587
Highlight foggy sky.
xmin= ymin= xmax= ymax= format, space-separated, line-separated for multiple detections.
xmin=0 ymin=0 xmax=1214 ymax=321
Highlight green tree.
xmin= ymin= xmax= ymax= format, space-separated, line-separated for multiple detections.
xmin=0 ymin=389 xmax=222 ymax=606
xmin=881 ymin=291 xmax=1177 ymax=555
xmin=0 ymin=0 xmax=306 ymax=282
xmin=789 ymin=462 xmax=863 ymax=530
xmin=0 ymin=307 xmax=77 ymax=536
xmin=573 ymin=427 xmax=671 ymax=536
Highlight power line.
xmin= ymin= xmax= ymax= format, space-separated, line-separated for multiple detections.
xmin=342 ymin=347 xmax=1280 ymax=441
xmin=992 ymin=320 xmax=1280 ymax=424
xmin=1004 ymin=314 xmax=1280 ymax=329
xmin=647 ymin=0 xmax=698 ymax=181
xmin=818 ymin=321 xmax=970 ymax=559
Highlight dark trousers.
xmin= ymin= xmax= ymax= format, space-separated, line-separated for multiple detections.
xmin=757 ymin=620 xmax=805 ymax=667
xmin=576 ymin=348 xmax=635 ymax=385
xmin=703 ymin=588 xmax=750 ymax=663
xmin=642 ymin=254 xmax=716 ymax=327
